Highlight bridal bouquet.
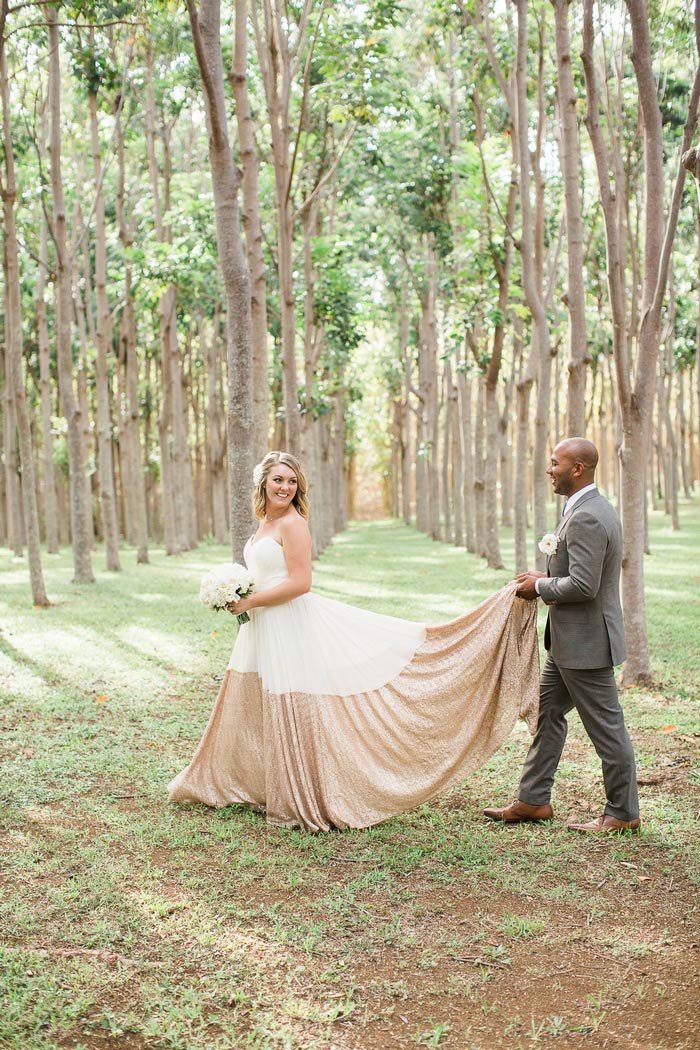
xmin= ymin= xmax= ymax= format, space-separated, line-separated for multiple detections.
xmin=199 ymin=563 xmax=254 ymax=625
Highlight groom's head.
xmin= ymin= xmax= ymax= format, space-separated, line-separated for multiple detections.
xmin=547 ymin=438 xmax=598 ymax=497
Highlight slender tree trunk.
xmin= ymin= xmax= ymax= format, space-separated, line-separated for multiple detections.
xmin=168 ymin=306 xmax=198 ymax=550
xmin=499 ymin=373 xmax=514 ymax=528
xmin=250 ymin=0 xmax=301 ymax=453
xmin=400 ymin=282 xmax=412 ymax=525
xmin=661 ymin=328 xmax=680 ymax=529
xmin=552 ymin=0 xmax=588 ymax=436
xmin=473 ymin=375 xmax=485 ymax=557
xmin=514 ymin=317 xmax=534 ymax=574
xmin=450 ymin=358 xmax=464 ymax=547
xmin=46 ymin=8 xmax=94 ymax=583
xmin=2 ymin=341 xmax=23 ymax=556
xmin=36 ymin=223 xmax=59 ymax=553
xmin=332 ymin=389 xmax=347 ymax=533
xmin=1 ymin=40 xmax=49 ymax=602
xmin=441 ymin=361 xmax=453 ymax=544
xmin=88 ymin=86 xmax=121 ymax=570
xmin=231 ymin=0 xmax=269 ymax=454
xmin=74 ymin=233 xmax=96 ymax=551
xmin=678 ymin=367 xmax=692 ymax=498
xmin=423 ymin=242 xmax=440 ymax=540
xmin=456 ymin=358 xmax=475 ymax=552
xmin=187 ymin=0 xmax=254 ymax=560
xmin=204 ymin=311 xmax=228 ymax=543
xmin=514 ymin=0 xmax=551 ymax=569
xmin=115 ymin=96 xmax=149 ymax=563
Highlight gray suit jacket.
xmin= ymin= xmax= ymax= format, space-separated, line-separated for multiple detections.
xmin=538 ymin=488 xmax=626 ymax=669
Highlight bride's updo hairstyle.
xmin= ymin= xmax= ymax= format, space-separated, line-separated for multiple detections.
xmin=252 ymin=451 xmax=309 ymax=520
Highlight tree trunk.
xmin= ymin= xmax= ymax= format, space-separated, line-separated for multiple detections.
xmin=187 ymin=0 xmax=254 ymax=561
xmin=115 ymin=95 xmax=149 ymax=563
xmin=450 ymin=358 xmax=464 ymax=547
xmin=1 ymin=37 xmax=49 ymax=603
xmin=441 ymin=361 xmax=453 ymax=544
xmin=514 ymin=0 xmax=552 ymax=569
xmin=584 ymin=0 xmax=700 ymax=683
xmin=678 ymin=367 xmax=692 ymax=498
xmin=36 ymin=223 xmax=59 ymax=553
xmin=456 ymin=359 xmax=475 ymax=552
xmin=473 ymin=375 xmax=485 ymax=557
xmin=231 ymin=0 xmax=269 ymax=454
xmin=499 ymin=372 xmax=514 ymax=528
xmin=88 ymin=85 xmax=121 ymax=570
xmin=514 ymin=316 xmax=534 ymax=574
xmin=250 ymin=0 xmax=301 ymax=453
xmin=660 ymin=328 xmax=680 ymax=529
xmin=74 ymin=233 xmax=97 ymax=551
xmin=46 ymin=8 xmax=94 ymax=583
xmin=400 ymin=284 xmax=412 ymax=525
xmin=204 ymin=311 xmax=229 ymax=543
xmin=552 ymin=0 xmax=588 ymax=437
xmin=2 ymin=313 xmax=23 ymax=556
xmin=421 ymin=241 xmax=440 ymax=540
xmin=332 ymin=389 xmax=347 ymax=533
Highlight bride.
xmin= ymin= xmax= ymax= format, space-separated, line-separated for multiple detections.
xmin=168 ymin=450 xmax=540 ymax=832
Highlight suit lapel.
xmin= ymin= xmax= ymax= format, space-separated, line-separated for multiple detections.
xmin=546 ymin=487 xmax=599 ymax=572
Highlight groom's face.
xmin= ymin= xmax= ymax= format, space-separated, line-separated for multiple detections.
xmin=546 ymin=447 xmax=580 ymax=496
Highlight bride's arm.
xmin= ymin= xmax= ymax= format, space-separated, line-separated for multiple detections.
xmin=230 ymin=516 xmax=312 ymax=614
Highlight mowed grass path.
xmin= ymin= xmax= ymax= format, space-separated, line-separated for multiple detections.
xmin=1 ymin=505 xmax=698 ymax=1050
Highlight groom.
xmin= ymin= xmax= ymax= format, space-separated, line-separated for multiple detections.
xmin=485 ymin=438 xmax=640 ymax=833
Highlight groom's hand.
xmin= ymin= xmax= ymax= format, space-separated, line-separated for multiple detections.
xmin=515 ymin=570 xmax=546 ymax=600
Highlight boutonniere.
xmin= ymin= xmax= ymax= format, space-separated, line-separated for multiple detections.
xmin=538 ymin=532 xmax=559 ymax=556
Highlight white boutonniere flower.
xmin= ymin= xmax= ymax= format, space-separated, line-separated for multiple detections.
xmin=538 ymin=532 xmax=559 ymax=556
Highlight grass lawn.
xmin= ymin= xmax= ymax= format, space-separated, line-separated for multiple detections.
xmin=1 ymin=503 xmax=698 ymax=1049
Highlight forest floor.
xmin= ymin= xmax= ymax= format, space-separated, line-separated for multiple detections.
xmin=1 ymin=504 xmax=699 ymax=1050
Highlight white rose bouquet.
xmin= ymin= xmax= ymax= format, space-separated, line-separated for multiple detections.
xmin=538 ymin=532 xmax=559 ymax=556
xmin=199 ymin=563 xmax=255 ymax=625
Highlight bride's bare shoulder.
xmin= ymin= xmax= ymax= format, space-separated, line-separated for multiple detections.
xmin=280 ymin=510 xmax=310 ymax=543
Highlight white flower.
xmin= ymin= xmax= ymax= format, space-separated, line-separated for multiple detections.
xmin=252 ymin=462 xmax=265 ymax=487
xmin=199 ymin=562 xmax=254 ymax=610
xmin=538 ymin=532 xmax=559 ymax=556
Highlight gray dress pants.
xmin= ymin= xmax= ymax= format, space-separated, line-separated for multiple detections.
xmin=518 ymin=654 xmax=639 ymax=821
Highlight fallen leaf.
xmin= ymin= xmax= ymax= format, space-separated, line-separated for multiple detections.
xmin=210 ymin=631 xmax=219 ymax=637
xmin=659 ymin=725 xmax=677 ymax=733
xmin=638 ymin=876 xmax=653 ymax=882
xmin=147 ymin=741 xmax=157 ymax=748
xmin=637 ymin=772 xmax=665 ymax=785
xmin=94 ymin=695 xmax=108 ymax=703
xmin=620 ymin=861 xmax=637 ymax=868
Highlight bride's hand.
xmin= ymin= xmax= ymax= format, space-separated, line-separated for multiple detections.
xmin=227 ymin=595 xmax=255 ymax=616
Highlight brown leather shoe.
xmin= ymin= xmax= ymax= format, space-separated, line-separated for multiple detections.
xmin=484 ymin=800 xmax=554 ymax=824
xmin=567 ymin=814 xmax=641 ymax=834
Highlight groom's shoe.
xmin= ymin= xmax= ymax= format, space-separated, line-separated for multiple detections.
xmin=567 ymin=814 xmax=641 ymax=834
xmin=484 ymin=800 xmax=554 ymax=824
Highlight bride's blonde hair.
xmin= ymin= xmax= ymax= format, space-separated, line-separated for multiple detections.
xmin=252 ymin=451 xmax=309 ymax=520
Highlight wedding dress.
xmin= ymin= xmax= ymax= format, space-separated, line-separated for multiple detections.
xmin=168 ymin=535 xmax=540 ymax=831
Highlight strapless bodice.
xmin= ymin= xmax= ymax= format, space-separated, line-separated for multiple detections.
xmin=244 ymin=536 xmax=289 ymax=592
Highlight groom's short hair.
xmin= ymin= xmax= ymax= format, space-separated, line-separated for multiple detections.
xmin=558 ymin=437 xmax=598 ymax=473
